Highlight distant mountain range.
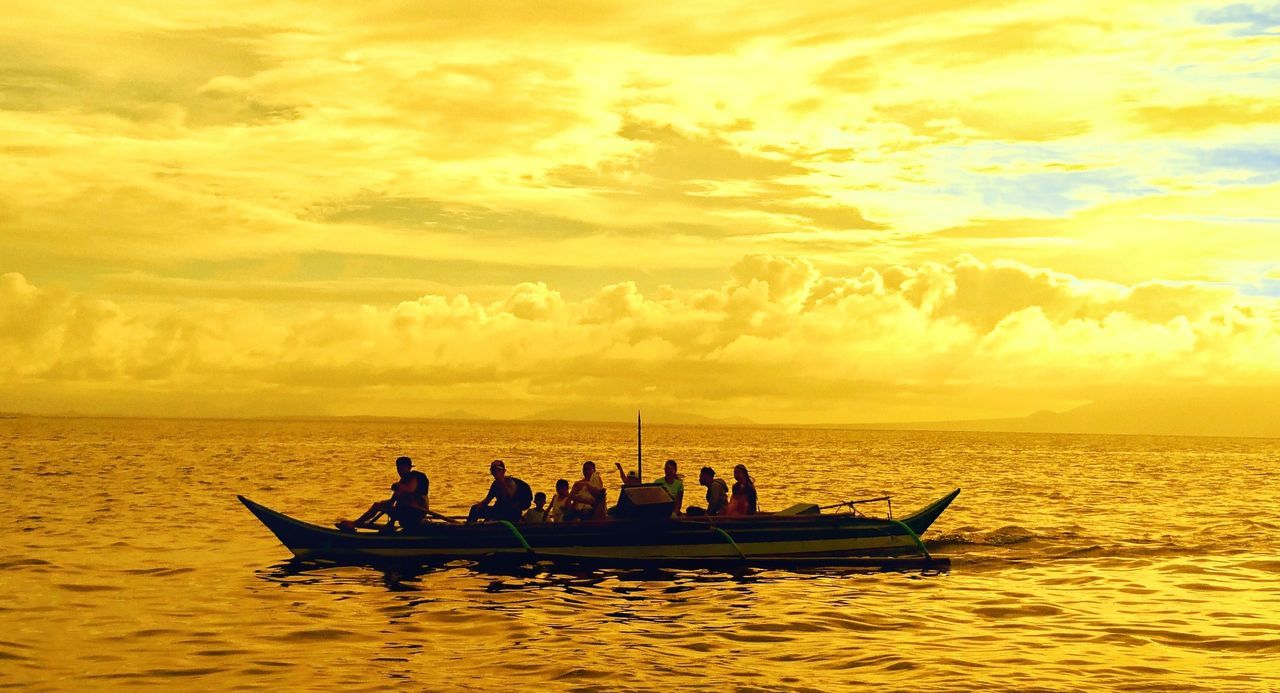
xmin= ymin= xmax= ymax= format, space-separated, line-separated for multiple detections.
xmin=834 ymin=389 xmax=1280 ymax=439
xmin=4 ymin=389 xmax=1276 ymax=438
xmin=523 ymin=406 xmax=756 ymax=426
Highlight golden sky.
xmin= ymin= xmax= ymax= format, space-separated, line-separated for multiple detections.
xmin=2 ymin=1 xmax=1278 ymax=426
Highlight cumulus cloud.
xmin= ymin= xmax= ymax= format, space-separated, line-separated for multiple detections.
xmin=3 ymin=256 xmax=1278 ymax=422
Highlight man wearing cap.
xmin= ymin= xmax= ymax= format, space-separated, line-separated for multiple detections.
xmin=339 ymin=455 xmax=430 ymax=532
xmin=467 ymin=459 xmax=526 ymax=523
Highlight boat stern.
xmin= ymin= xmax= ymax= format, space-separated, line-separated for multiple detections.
xmin=899 ymin=488 xmax=961 ymax=536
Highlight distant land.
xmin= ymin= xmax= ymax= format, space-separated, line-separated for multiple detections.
xmin=520 ymin=390 xmax=1280 ymax=438
xmin=2 ymin=389 xmax=1277 ymax=438
xmin=832 ymin=389 xmax=1280 ymax=439
xmin=524 ymin=406 xmax=756 ymax=427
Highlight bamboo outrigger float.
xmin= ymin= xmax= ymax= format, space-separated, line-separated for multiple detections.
xmin=238 ymin=488 xmax=960 ymax=571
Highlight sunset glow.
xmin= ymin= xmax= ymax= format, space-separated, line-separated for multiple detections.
xmin=3 ymin=1 xmax=1278 ymax=430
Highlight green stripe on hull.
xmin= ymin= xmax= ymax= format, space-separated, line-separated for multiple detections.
xmin=295 ymin=534 xmax=922 ymax=561
xmin=241 ymin=491 xmax=959 ymax=566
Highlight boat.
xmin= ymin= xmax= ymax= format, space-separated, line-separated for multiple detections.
xmin=238 ymin=487 xmax=960 ymax=571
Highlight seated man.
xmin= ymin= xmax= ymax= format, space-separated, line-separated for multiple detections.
xmin=467 ymin=460 xmax=531 ymax=523
xmin=685 ymin=466 xmax=728 ymax=517
xmin=653 ymin=459 xmax=685 ymax=516
xmin=339 ymin=456 xmax=429 ymax=532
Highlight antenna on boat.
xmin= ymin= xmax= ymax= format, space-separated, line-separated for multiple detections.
xmin=637 ymin=409 xmax=642 ymax=481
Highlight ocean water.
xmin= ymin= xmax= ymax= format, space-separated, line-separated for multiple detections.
xmin=2 ymin=417 xmax=1278 ymax=691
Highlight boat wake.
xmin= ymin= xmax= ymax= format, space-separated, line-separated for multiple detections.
xmin=927 ymin=525 xmax=1243 ymax=566
xmin=929 ymin=525 xmax=1039 ymax=547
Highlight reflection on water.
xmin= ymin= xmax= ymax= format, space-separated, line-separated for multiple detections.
xmin=3 ymin=417 xmax=1280 ymax=690
xmin=255 ymin=557 xmax=937 ymax=594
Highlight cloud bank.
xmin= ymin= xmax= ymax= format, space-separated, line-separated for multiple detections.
xmin=3 ymin=256 xmax=1276 ymax=423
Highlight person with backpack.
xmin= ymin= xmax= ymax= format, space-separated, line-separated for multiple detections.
xmin=467 ymin=459 xmax=532 ymax=523
xmin=685 ymin=466 xmax=729 ymax=517
xmin=337 ymin=455 xmax=430 ymax=532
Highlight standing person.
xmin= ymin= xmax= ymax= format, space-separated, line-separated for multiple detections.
xmin=467 ymin=460 xmax=531 ymax=523
xmin=653 ymin=459 xmax=685 ymax=515
xmin=339 ymin=456 xmax=429 ymax=532
xmin=686 ymin=466 xmax=728 ymax=517
xmin=567 ymin=460 xmax=607 ymax=521
xmin=726 ymin=464 xmax=758 ymax=516
xmin=547 ymin=479 xmax=571 ymax=522
xmin=614 ymin=462 xmax=641 ymax=487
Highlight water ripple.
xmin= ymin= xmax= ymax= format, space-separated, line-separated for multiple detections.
xmin=3 ymin=417 xmax=1279 ymax=691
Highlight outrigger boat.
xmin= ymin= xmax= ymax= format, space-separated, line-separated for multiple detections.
xmin=239 ymin=487 xmax=960 ymax=571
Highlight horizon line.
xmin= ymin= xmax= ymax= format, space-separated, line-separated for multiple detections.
xmin=2 ymin=410 xmax=1276 ymax=442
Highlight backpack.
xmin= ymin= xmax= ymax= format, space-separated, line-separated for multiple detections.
xmin=408 ymin=471 xmax=430 ymax=501
xmin=509 ymin=477 xmax=533 ymax=511
xmin=708 ymin=478 xmax=729 ymax=511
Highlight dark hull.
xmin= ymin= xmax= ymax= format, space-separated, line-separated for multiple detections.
xmin=240 ymin=489 xmax=959 ymax=569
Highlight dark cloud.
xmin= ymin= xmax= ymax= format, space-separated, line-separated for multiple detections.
xmin=0 ymin=27 xmax=297 ymax=127
xmin=616 ymin=121 xmax=801 ymax=181
xmin=319 ymin=196 xmax=596 ymax=237
xmin=545 ymin=121 xmax=883 ymax=234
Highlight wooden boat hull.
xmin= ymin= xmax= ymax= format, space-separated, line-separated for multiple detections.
xmin=239 ymin=489 xmax=959 ymax=568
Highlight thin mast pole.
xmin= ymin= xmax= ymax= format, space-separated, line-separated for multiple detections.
xmin=637 ymin=409 xmax=642 ymax=481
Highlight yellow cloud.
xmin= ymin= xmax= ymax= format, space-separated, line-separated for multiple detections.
xmin=3 ymin=255 xmax=1277 ymax=424
xmin=1136 ymin=98 xmax=1280 ymax=135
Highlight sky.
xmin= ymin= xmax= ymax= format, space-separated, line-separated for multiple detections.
xmin=1 ymin=1 xmax=1278 ymax=427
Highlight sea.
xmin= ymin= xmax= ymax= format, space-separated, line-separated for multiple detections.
xmin=2 ymin=416 xmax=1278 ymax=691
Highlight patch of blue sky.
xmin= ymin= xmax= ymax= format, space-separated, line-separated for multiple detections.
xmin=1165 ymin=61 xmax=1280 ymax=85
xmin=945 ymin=169 xmax=1162 ymax=217
xmin=1191 ymin=145 xmax=1280 ymax=185
xmin=932 ymin=142 xmax=1079 ymax=167
xmin=1196 ymin=3 xmax=1280 ymax=36
xmin=1237 ymin=278 xmax=1280 ymax=297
